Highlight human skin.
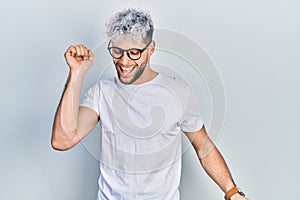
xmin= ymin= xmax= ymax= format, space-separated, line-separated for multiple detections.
xmin=51 ymin=39 xmax=157 ymax=150
xmin=51 ymin=40 xmax=248 ymax=200
xmin=51 ymin=44 xmax=98 ymax=150
xmin=111 ymin=38 xmax=158 ymax=85
xmin=185 ymin=127 xmax=248 ymax=200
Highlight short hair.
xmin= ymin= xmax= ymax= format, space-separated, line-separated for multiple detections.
xmin=105 ymin=8 xmax=154 ymax=42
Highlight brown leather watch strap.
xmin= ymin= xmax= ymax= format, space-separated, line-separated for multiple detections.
xmin=224 ymin=186 xmax=239 ymax=200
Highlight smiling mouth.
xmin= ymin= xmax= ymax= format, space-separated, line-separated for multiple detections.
xmin=118 ymin=65 xmax=136 ymax=77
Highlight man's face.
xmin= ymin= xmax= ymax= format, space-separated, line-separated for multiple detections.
xmin=111 ymin=38 xmax=154 ymax=85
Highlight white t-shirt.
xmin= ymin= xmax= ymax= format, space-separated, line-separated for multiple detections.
xmin=80 ymin=73 xmax=203 ymax=200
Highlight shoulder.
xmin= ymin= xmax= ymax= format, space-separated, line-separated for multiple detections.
xmin=158 ymin=73 xmax=191 ymax=94
xmin=98 ymin=76 xmax=117 ymax=86
xmin=158 ymin=73 xmax=196 ymax=109
xmin=95 ymin=76 xmax=118 ymax=90
xmin=84 ymin=77 xmax=117 ymax=97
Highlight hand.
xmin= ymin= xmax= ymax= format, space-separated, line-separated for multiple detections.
xmin=64 ymin=44 xmax=94 ymax=72
xmin=231 ymin=193 xmax=249 ymax=200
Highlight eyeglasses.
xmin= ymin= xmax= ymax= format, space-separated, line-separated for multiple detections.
xmin=107 ymin=40 xmax=152 ymax=60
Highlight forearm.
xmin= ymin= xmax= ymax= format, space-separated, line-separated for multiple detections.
xmin=199 ymin=145 xmax=235 ymax=193
xmin=52 ymin=70 xmax=85 ymax=150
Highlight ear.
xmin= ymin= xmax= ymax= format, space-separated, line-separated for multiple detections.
xmin=149 ymin=40 xmax=156 ymax=56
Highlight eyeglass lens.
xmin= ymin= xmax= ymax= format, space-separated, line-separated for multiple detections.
xmin=110 ymin=48 xmax=141 ymax=60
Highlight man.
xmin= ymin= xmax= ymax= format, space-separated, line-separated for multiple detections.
xmin=52 ymin=8 xmax=248 ymax=200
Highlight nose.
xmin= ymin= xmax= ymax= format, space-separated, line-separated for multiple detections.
xmin=117 ymin=52 xmax=131 ymax=66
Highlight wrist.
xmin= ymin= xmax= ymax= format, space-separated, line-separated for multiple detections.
xmin=69 ymin=68 xmax=87 ymax=77
xmin=225 ymin=183 xmax=236 ymax=193
xmin=230 ymin=192 xmax=244 ymax=200
xmin=224 ymin=186 xmax=245 ymax=200
xmin=67 ymin=70 xmax=85 ymax=85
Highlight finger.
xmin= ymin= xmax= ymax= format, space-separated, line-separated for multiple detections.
xmin=82 ymin=48 xmax=90 ymax=60
xmin=87 ymin=49 xmax=94 ymax=61
xmin=81 ymin=44 xmax=88 ymax=56
xmin=77 ymin=45 xmax=87 ymax=60
xmin=66 ymin=47 xmax=72 ymax=56
xmin=75 ymin=45 xmax=82 ymax=56
xmin=81 ymin=45 xmax=89 ymax=58
xmin=79 ymin=44 xmax=86 ymax=57
xmin=65 ymin=46 xmax=77 ymax=57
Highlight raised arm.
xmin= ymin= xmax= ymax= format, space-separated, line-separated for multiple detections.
xmin=185 ymin=125 xmax=248 ymax=200
xmin=51 ymin=44 xmax=98 ymax=151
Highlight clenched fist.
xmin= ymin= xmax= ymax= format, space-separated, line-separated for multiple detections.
xmin=64 ymin=44 xmax=94 ymax=72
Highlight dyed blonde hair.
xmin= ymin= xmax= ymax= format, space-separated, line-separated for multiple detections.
xmin=106 ymin=8 xmax=154 ymax=42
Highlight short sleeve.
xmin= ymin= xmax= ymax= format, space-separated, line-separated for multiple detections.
xmin=180 ymin=86 xmax=204 ymax=133
xmin=80 ymin=82 xmax=100 ymax=116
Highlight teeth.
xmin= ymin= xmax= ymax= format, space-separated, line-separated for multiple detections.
xmin=120 ymin=66 xmax=133 ymax=71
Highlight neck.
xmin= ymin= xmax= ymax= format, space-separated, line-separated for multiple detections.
xmin=132 ymin=66 xmax=158 ymax=85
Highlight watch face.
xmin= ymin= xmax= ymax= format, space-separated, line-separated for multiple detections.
xmin=238 ymin=191 xmax=246 ymax=197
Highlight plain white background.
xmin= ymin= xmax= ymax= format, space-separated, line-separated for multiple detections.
xmin=0 ymin=0 xmax=299 ymax=199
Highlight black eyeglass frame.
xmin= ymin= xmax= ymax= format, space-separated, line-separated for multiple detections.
xmin=107 ymin=40 xmax=152 ymax=60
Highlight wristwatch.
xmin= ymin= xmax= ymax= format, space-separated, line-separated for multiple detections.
xmin=224 ymin=186 xmax=245 ymax=200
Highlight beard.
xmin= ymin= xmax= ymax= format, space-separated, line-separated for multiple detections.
xmin=116 ymin=58 xmax=148 ymax=85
